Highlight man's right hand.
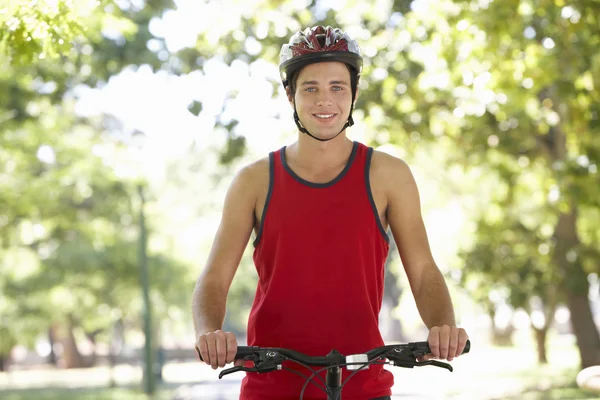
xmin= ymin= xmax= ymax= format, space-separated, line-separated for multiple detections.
xmin=195 ymin=330 xmax=242 ymax=369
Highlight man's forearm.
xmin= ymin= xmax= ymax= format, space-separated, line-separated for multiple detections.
xmin=192 ymin=276 xmax=227 ymax=337
xmin=413 ymin=265 xmax=456 ymax=329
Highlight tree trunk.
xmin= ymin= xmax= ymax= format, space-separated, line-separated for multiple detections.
xmin=48 ymin=325 xmax=58 ymax=366
xmin=85 ymin=330 xmax=101 ymax=367
xmin=108 ymin=339 xmax=116 ymax=388
xmin=488 ymin=307 xmax=514 ymax=346
xmin=62 ymin=317 xmax=85 ymax=369
xmin=534 ymin=327 xmax=548 ymax=364
xmin=543 ymin=109 xmax=600 ymax=368
xmin=530 ymin=290 xmax=558 ymax=365
xmin=567 ymin=288 xmax=600 ymax=368
xmin=109 ymin=317 xmax=125 ymax=387
xmin=553 ymin=209 xmax=600 ymax=368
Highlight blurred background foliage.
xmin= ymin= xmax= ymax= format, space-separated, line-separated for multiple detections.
xmin=1 ymin=0 xmax=600 ymax=398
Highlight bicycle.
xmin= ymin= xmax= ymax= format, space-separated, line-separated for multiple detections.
xmin=198 ymin=339 xmax=471 ymax=400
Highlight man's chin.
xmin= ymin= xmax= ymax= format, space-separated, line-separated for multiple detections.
xmin=304 ymin=126 xmax=344 ymax=140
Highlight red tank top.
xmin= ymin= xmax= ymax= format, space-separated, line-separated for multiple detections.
xmin=240 ymin=141 xmax=393 ymax=400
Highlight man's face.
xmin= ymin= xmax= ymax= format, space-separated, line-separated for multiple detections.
xmin=288 ymin=62 xmax=355 ymax=140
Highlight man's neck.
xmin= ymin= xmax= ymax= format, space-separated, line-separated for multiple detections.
xmin=287 ymin=133 xmax=354 ymax=172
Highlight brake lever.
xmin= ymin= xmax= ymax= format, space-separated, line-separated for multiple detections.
xmin=219 ymin=366 xmax=255 ymax=379
xmin=415 ymin=359 xmax=453 ymax=372
xmin=218 ymin=361 xmax=282 ymax=379
xmin=216 ymin=352 xmax=263 ymax=379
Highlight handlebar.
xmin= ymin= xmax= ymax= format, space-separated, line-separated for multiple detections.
xmin=198 ymin=339 xmax=471 ymax=377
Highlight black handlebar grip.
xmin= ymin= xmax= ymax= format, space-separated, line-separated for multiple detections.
xmin=196 ymin=345 xmax=258 ymax=363
xmin=235 ymin=346 xmax=258 ymax=359
xmin=414 ymin=339 xmax=471 ymax=354
xmin=413 ymin=341 xmax=431 ymax=353
xmin=198 ymin=341 xmax=471 ymax=363
xmin=463 ymin=340 xmax=471 ymax=354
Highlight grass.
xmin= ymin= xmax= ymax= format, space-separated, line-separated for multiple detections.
xmin=0 ymin=385 xmax=176 ymax=400
xmin=2 ymin=378 xmax=597 ymax=400
xmin=497 ymin=368 xmax=599 ymax=400
xmin=520 ymin=388 xmax=598 ymax=400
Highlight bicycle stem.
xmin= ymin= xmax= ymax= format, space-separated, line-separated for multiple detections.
xmin=326 ymin=365 xmax=342 ymax=400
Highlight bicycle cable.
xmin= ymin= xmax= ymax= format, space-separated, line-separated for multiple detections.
xmin=298 ymin=359 xmax=389 ymax=400
xmin=336 ymin=359 xmax=390 ymax=400
xmin=283 ymin=358 xmax=332 ymax=398
xmin=281 ymin=366 xmax=330 ymax=397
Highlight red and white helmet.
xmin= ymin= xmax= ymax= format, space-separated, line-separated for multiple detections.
xmin=278 ymin=26 xmax=363 ymax=142
xmin=279 ymin=26 xmax=363 ymax=88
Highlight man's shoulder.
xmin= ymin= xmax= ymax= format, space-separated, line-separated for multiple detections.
xmin=242 ymin=156 xmax=270 ymax=175
xmin=370 ymin=147 xmax=412 ymax=181
xmin=233 ymin=155 xmax=271 ymax=189
xmin=369 ymin=147 xmax=419 ymax=206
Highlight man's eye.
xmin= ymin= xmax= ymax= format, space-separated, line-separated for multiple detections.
xmin=332 ymin=86 xmax=343 ymax=91
xmin=305 ymin=87 xmax=316 ymax=92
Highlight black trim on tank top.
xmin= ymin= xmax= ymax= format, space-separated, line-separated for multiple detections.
xmin=281 ymin=141 xmax=359 ymax=188
xmin=253 ymin=152 xmax=275 ymax=247
xmin=365 ymin=147 xmax=390 ymax=243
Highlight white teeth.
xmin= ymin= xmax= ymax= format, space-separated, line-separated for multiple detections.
xmin=315 ymin=114 xmax=334 ymax=119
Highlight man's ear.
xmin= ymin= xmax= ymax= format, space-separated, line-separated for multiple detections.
xmin=286 ymin=86 xmax=294 ymax=107
xmin=353 ymin=87 xmax=360 ymax=106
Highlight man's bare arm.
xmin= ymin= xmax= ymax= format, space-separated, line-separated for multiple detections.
xmin=379 ymin=151 xmax=467 ymax=360
xmin=382 ymin=155 xmax=453 ymax=325
xmin=192 ymin=162 xmax=259 ymax=368
xmin=410 ymin=261 xmax=456 ymax=328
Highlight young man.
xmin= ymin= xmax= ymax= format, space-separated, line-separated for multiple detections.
xmin=193 ymin=26 xmax=469 ymax=399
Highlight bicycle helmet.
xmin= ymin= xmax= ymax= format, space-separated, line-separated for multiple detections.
xmin=279 ymin=26 xmax=363 ymax=142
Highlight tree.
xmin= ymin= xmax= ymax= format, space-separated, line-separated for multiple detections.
xmin=0 ymin=0 xmax=190 ymax=370
xmin=0 ymin=93 xmax=190 ymax=365
xmin=385 ymin=0 xmax=600 ymax=367
xmin=1 ymin=0 xmax=92 ymax=66
xmin=461 ymin=214 xmax=559 ymax=363
xmin=0 ymin=0 xmax=170 ymax=68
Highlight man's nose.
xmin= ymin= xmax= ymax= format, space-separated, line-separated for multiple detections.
xmin=315 ymin=91 xmax=333 ymax=106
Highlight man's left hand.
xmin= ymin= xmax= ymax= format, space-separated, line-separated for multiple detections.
xmin=425 ymin=325 xmax=469 ymax=362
